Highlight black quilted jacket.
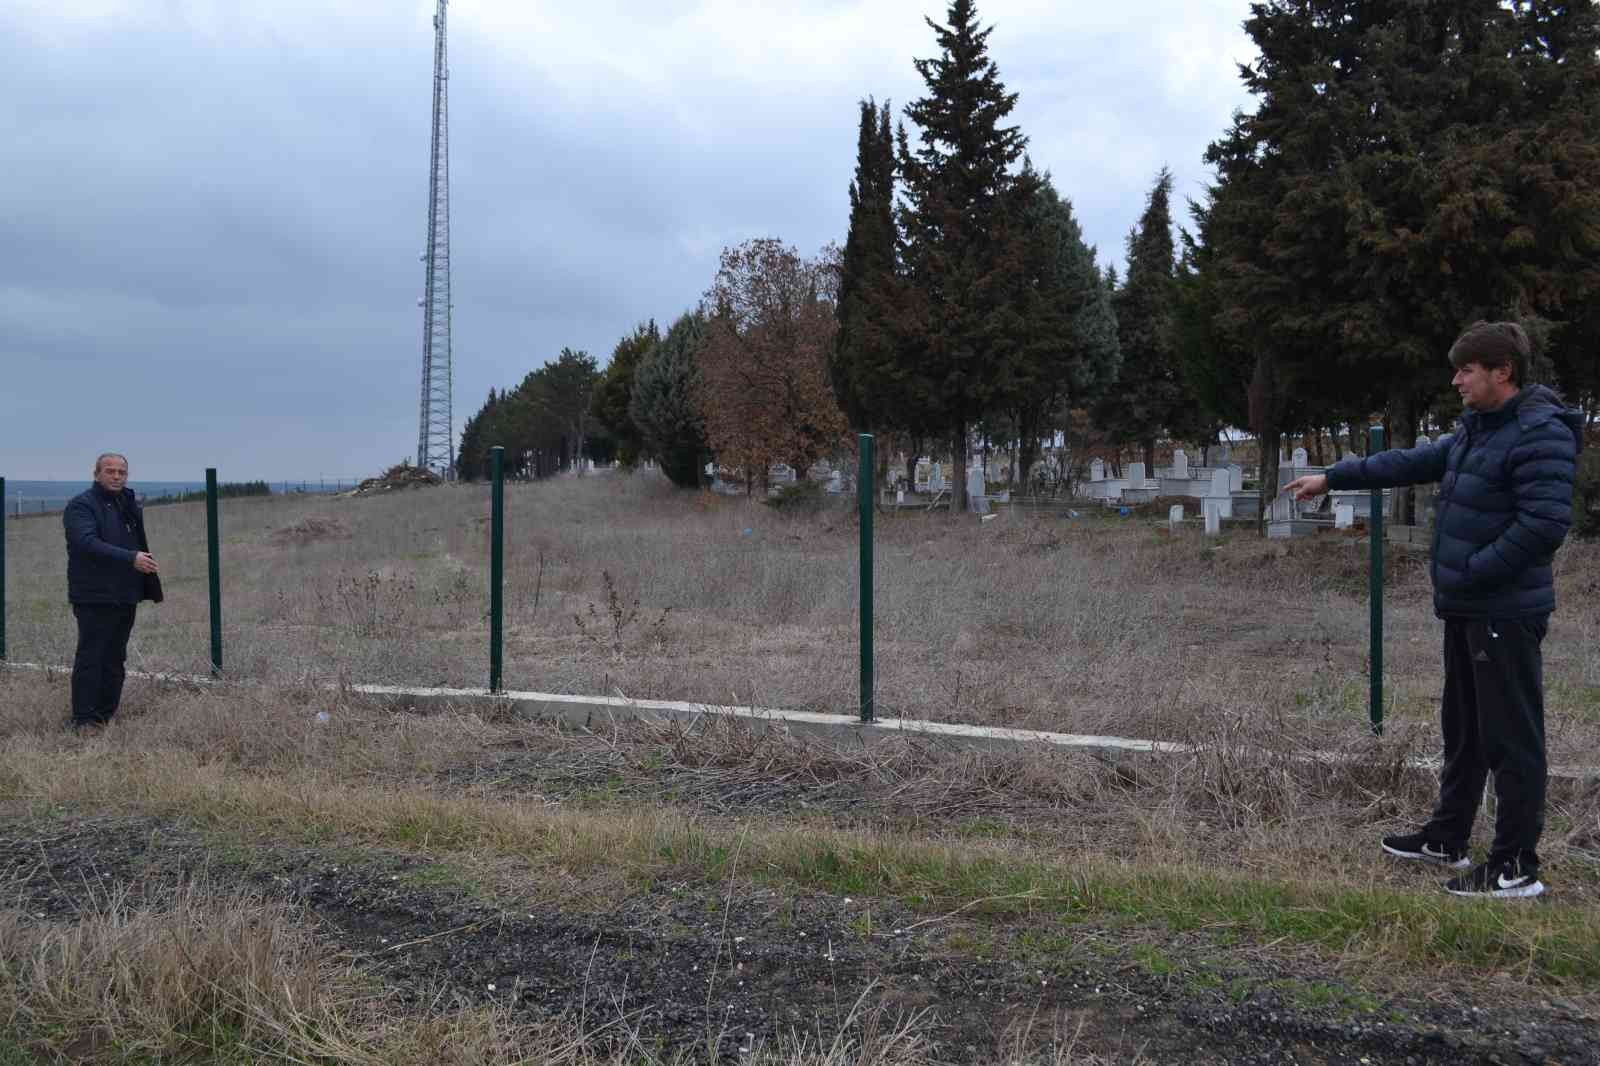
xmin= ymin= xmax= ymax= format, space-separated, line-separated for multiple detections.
xmin=1324 ymin=385 xmax=1583 ymax=619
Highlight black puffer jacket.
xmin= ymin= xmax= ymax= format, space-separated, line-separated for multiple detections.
xmin=63 ymin=485 xmax=163 ymax=606
xmin=1324 ymin=385 xmax=1583 ymax=619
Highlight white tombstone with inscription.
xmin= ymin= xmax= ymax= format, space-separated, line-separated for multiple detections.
xmin=1089 ymin=458 xmax=1106 ymax=482
xmin=1292 ymin=447 xmax=1309 ymax=468
xmin=1171 ymin=449 xmax=1188 ymax=480
xmin=1127 ymin=462 xmax=1146 ymax=485
xmin=1169 ymin=504 xmax=1185 ymax=528
xmin=1335 ymin=504 xmax=1354 ymax=529
xmin=1203 ymin=498 xmax=1224 ymax=535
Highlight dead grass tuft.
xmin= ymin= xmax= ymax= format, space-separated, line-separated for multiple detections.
xmin=0 ymin=880 xmax=342 ymax=1061
xmin=268 ymin=513 xmax=353 ymax=546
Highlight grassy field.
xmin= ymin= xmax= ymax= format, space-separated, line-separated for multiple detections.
xmin=2 ymin=472 xmax=1598 ymax=1063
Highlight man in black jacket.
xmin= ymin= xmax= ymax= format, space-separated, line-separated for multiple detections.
xmin=1285 ymin=322 xmax=1582 ymax=899
xmin=62 ymin=453 xmax=163 ymax=730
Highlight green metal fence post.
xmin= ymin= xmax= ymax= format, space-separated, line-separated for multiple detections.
xmin=489 ymin=446 xmax=505 ymax=694
xmin=1368 ymin=426 xmax=1385 ymax=735
xmin=1 ymin=476 xmax=7 ymax=662
xmin=858 ymin=434 xmax=874 ymax=723
xmin=206 ymin=468 xmax=222 ymax=676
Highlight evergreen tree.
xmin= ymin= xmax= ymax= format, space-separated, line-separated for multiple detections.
xmin=456 ymin=388 xmax=497 ymax=481
xmin=1009 ymin=169 xmax=1120 ymax=484
xmin=831 ymin=99 xmax=902 ymax=436
xmin=897 ymin=0 xmax=1033 ymax=511
xmin=1201 ymin=0 xmax=1600 ymax=524
xmin=592 ymin=321 xmax=659 ymax=468
xmin=1092 ymin=169 xmax=1182 ymax=472
xmin=630 ymin=311 xmax=712 ymax=489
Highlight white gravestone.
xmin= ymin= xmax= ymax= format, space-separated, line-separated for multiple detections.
xmin=1089 ymin=458 xmax=1106 ymax=481
xmin=1271 ymin=492 xmax=1294 ymax=523
xmin=930 ymin=463 xmax=944 ymax=492
xmin=1227 ymin=464 xmax=1244 ymax=493
xmin=1169 ymin=504 xmax=1185 ymax=527
xmin=1335 ymin=504 xmax=1354 ymax=529
xmin=1292 ymin=447 xmax=1309 ymax=468
xmin=1171 ymin=449 xmax=1188 ymax=480
xmin=1203 ymin=498 xmax=1224 ymax=535
xmin=967 ymin=465 xmax=987 ymax=513
xmin=1127 ymin=462 xmax=1146 ymax=484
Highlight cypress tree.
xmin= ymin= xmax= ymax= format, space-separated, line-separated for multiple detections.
xmin=630 ymin=312 xmax=712 ymax=489
xmin=1092 ymin=169 xmax=1182 ymax=473
xmin=1009 ymin=169 xmax=1120 ymax=485
xmin=592 ymin=321 xmax=659 ymax=469
xmin=898 ymin=0 xmax=1032 ymax=511
xmin=831 ymin=99 xmax=901 ymax=436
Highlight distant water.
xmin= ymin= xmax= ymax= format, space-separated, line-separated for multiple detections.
xmin=3 ymin=479 xmax=355 ymax=517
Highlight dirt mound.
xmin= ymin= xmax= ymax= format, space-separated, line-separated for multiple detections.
xmin=349 ymin=462 xmax=442 ymax=496
xmin=268 ymin=515 xmax=353 ymax=546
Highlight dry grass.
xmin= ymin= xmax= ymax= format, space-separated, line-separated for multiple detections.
xmin=5 ymin=471 xmax=1598 ymax=761
xmin=2 ymin=669 xmax=1598 ymax=987
xmin=0 ymin=879 xmax=1121 ymax=1066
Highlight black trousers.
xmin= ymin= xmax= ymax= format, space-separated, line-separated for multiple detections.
xmin=1424 ymin=616 xmax=1548 ymax=870
xmin=70 ymin=604 xmax=137 ymax=725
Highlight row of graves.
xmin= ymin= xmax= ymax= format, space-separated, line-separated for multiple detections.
xmin=1079 ymin=442 xmax=1439 ymax=539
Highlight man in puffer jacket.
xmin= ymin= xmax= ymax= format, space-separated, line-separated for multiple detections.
xmin=1285 ymin=321 xmax=1583 ymax=899
xmin=62 ymin=453 xmax=163 ymax=730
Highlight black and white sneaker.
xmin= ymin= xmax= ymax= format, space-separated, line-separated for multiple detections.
xmin=1381 ymin=831 xmax=1471 ymax=869
xmin=1445 ymin=861 xmax=1544 ymax=899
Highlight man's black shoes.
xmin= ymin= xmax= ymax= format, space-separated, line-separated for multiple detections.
xmin=1381 ymin=830 xmax=1471 ymax=869
xmin=1444 ymin=860 xmax=1545 ymax=899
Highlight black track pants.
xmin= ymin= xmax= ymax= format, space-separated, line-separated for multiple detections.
xmin=1423 ymin=616 xmax=1548 ymax=870
xmin=70 ymin=604 xmax=137 ymax=725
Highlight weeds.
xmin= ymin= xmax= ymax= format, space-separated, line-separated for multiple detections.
xmin=575 ymin=570 xmax=670 ymax=659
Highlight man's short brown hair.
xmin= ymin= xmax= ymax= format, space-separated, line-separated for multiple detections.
xmin=93 ymin=453 xmax=128 ymax=475
xmin=1447 ymin=321 xmax=1530 ymax=386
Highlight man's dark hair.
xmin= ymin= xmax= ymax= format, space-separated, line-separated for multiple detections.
xmin=1447 ymin=321 xmax=1530 ymax=386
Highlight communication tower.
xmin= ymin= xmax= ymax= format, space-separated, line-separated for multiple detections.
xmin=416 ymin=0 xmax=453 ymax=476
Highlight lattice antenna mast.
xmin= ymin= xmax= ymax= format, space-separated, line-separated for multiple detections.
xmin=416 ymin=0 xmax=454 ymax=476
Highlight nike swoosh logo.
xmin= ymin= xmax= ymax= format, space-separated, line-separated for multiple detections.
xmin=1497 ymin=873 xmax=1527 ymax=890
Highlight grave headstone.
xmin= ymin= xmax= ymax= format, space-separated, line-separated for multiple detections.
xmin=967 ymin=464 xmax=986 ymax=512
xmin=1271 ymin=492 xmax=1294 ymax=523
xmin=930 ymin=463 xmax=944 ymax=492
xmin=1292 ymin=447 xmax=1309 ymax=467
xmin=1127 ymin=462 xmax=1146 ymax=484
xmin=1169 ymin=504 xmax=1184 ymax=527
xmin=1203 ymin=498 xmax=1224 ymax=535
xmin=1227 ymin=463 xmax=1244 ymax=492
xmin=1089 ymin=458 xmax=1106 ymax=482
xmin=1171 ymin=449 xmax=1188 ymax=480
xmin=1334 ymin=504 xmax=1354 ymax=529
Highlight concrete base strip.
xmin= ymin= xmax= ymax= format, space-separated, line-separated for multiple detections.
xmin=5 ymin=661 xmax=1595 ymax=780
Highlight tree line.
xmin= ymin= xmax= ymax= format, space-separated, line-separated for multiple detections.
xmin=460 ymin=0 xmax=1599 ymax=526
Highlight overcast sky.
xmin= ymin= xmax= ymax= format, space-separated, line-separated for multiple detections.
xmin=2 ymin=1 xmax=1256 ymax=482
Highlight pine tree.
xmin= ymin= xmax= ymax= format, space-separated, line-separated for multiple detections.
xmin=592 ymin=321 xmax=659 ymax=469
xmin=630 ymin=312 xmax=712 ymax=489
xmin=897 ymin=0 xmax=1032 ymax=511
xmin=456 ymin=388 xmax=497 ymax=481
xmin=1202 ymin=0 xmax=1600 ymax=525
xmin=1092 ymin=169 xmax=1182 ymax=472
